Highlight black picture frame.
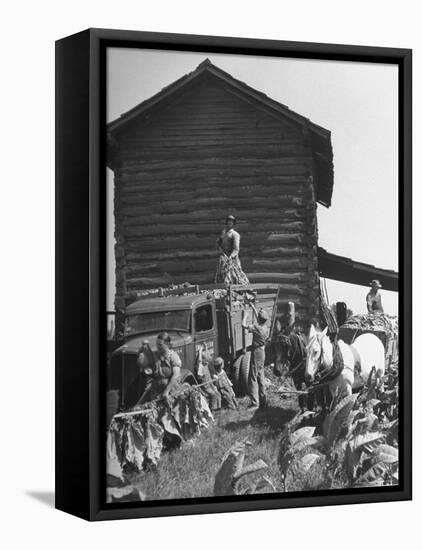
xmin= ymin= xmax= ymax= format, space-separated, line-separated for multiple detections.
xmin=55 ymin=28 xmax=412 ymax=521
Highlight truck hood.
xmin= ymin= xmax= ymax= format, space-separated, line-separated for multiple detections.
xmin=111 ymin=331 xmax=192 ymax=358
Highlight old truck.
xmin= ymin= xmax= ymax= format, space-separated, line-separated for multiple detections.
xmin=107 ymin=283 xmax=278 ymax=415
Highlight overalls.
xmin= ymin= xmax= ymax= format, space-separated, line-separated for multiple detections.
xmin=248 ymin=323 xmax=269 ymax=407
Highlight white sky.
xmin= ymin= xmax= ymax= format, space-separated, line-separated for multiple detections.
xmin=106 ymin=48 xmax=398 ymax=315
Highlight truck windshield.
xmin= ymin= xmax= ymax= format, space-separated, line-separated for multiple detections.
xmin=124 ymin=310 xmax=191 ymax=336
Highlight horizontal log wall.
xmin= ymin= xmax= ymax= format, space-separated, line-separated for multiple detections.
xmin=112 ymin=79 xmax=320 ymax=328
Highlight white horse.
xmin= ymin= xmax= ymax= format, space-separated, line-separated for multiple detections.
xmin=304 ymin=324 xmax=385 ymax=400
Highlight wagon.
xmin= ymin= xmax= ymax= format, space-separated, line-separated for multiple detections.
xmin=338 ymin=313 xmax=399 ymax=370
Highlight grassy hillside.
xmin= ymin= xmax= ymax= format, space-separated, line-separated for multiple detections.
xmin=130 ymin=373 xmax=297 ymax=500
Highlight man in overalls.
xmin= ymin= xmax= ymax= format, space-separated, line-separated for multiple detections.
xmin=242 ymin=308 xmax=270 ymax=409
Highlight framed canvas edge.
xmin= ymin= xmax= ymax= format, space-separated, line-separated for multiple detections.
xmin=56 ymin=29 xmax=92 ymax=521
xmin=56 ymin=28 xmax=412 ymax=522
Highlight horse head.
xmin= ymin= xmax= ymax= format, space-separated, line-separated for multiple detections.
xmin=304 ymin=325 xmax=332 ymax=383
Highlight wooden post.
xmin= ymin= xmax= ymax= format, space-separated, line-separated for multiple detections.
xmin=336 ymin=301 xmax=347 ymax=327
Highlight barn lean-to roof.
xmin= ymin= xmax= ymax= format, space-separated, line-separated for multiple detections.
xmin=317 ymin=247 xmax=398 ymax=292
xmin=107 ymin=59 xmax=335 ymax=207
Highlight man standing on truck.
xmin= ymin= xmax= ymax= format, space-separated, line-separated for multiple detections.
xmin=214 ymin=214 xmax=249 ymax=285
xmin=242 ymin=308 xmax=270 ymax=410
xmin=137 ymin=332 xmax=182 ymax=405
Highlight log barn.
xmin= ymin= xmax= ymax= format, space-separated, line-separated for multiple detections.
xmin=107 ymin=59 xmax=335 ymax=329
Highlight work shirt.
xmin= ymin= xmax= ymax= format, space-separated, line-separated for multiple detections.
xmin=248 ymin=323 xmax=269 ymax=349
xmin=366 ymin=291 xmax=384 ymax=314
xmin=217 ymin=228 xmax=240 ymax=258
xmin=153 ymin=349 xmax=182 ymax=380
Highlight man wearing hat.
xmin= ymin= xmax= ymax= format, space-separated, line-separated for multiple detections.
xmin=214 ymin=215 xmax=249 ymax=285
xmin=366 ymin=280 xmax=384 ymax=314
xmin=242 ymin=308 xmax=270 ymax=409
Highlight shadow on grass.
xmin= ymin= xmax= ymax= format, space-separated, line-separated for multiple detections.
xmin=223 ymin=406 xmax=296 ymax=437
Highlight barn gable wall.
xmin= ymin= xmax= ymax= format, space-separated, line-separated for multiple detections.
xmin=112 ymin=77 xmax=320 ymax=328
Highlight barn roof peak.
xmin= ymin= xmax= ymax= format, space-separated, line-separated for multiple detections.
xmin=108 ymin=57 xmax=331 ymax=139
xmin=196 ymin=57 xmax=213 ymax=68
xmin=108 ymin=58 xmax=334 ymax=207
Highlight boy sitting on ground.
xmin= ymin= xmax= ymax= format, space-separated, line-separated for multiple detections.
xmin=196 ymin=344 xmax=221 ymax=412
xmin=212 ymin=357 xmax=238 ymax=410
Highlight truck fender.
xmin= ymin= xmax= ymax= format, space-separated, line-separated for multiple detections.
xmin=180 ymin=368 xmax=198 ymax=387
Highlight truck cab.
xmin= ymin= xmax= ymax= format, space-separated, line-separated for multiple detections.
xmin=108 ymin=291 xmax=219 ymax=412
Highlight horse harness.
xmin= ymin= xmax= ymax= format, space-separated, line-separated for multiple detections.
xmin=278 ymin=332 xmax=346 ymax=391
xmin=308 ymin=336 xmax=345 ymax=384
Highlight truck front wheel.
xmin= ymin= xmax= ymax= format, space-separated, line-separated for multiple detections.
xmin=232 ymin=351 xmax=251 ymax=396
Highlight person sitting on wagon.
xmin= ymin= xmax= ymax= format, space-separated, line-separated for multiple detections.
xmin=137 ymin=332 xmax=182 ymax=405
xmin=196 ymin=344 xmax=221 ymax=412
xmin=212 ymin=357 xmax=238 ymax=410
xmin=366 ymin=279 xmax=384 ymax=314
